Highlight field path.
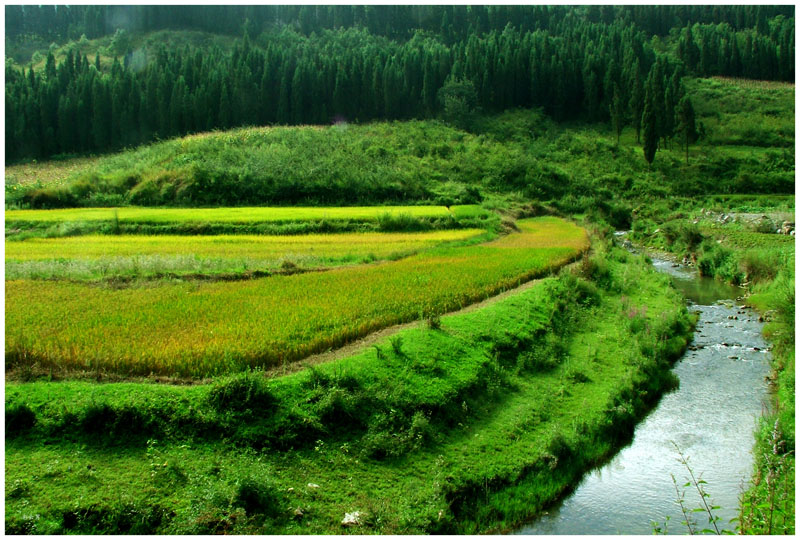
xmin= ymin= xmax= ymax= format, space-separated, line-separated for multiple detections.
xmin=263 ymin=259 xmax=580 ymax=379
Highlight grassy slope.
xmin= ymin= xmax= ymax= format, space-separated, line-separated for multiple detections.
xmin=6 ymin=79 xmax=794 ymax=217
xmin=6 ymin=218 xmax=588 ymax=378
xmin=5 ymin=240 xmax=693 ymax=534
xmin=4 ymin=74 xmax=793 ymax=533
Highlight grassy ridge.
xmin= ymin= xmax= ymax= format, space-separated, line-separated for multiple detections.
xmin=6 ymin=217 xmax=588 ymax=378
xmin=5 ymin=229 xmax=487 ymax=280
xmin=5 ymin=240 xmax=693 ymax=534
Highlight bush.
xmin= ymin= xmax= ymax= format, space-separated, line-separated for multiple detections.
xmin=377 ymin=212 xmax=432 ymax=232
xmin=697 ymin=244 xmax=743 ymax=283
xmin=6 ymin=403 xmax=37 ymax=434
xmin=234 ymin=476 xmax=283 ymax=516
xmin=208 ymin=371 xmax=277 ymax=416
xmin=739 ymin=249 xmax=781 ymax=283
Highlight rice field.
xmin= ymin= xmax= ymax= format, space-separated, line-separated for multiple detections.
xmin=5 ymin=204 xmax=485 ymax=224
xmin=6 ymin=217 xmax=589 ymax=378
xmin=5 ymin=229 xmax=486 ymax=279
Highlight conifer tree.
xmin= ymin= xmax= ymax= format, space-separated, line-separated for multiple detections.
xmin=675 ymin=95 xmax=698 ymax=164
xmin=609 ymin=83 xmax=624 ymax=145
xmin=641 ymin=92 xmax=658 ymax=164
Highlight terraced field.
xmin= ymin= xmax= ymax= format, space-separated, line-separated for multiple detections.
xmin=6 ymin=217 xmax=588 ymax=378
xmin=5 ymin=229 xmax=486 ymax=280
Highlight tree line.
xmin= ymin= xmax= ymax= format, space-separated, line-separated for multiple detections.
xmin=5 ymin=6 xmax=792 ymax=162
xmin=6 ymin=5 xmax=793 ymax=44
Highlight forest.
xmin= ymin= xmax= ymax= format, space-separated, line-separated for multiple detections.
xmin=5 ymin=4 xmax=794 ymax=162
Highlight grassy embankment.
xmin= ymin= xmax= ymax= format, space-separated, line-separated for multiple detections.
xmin=6 ymin=231 xmax=694 ymax=534
xmin=6 ymin=217 xmax=587 ymax=379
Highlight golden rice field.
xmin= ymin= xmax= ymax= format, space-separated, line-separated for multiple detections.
xmin=5 ymin=229 xmax=486 ymax=279
xmin=6 ymin=217 xmax=589 ymax=378
xmin=5 ymin=204 xmax=485 ymax=224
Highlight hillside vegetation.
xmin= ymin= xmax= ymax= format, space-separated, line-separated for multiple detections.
xmin=6 ymin=237 xmax=693 ymax=534
xmin=6 ymin=6 xmax=792 ymax=162
xmin=6 ymin=77 xmax=795 ymax=222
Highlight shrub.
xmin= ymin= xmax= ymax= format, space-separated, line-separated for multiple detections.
xmin=208 ymin=371 xmax=277 ymax=416
xmin=6 ymin=403 xmax=37 ymax=434
xmin=739 ymin=249 xmax=781 ymax=283
xmin=233 ymin=476 xmax=283 ymax=516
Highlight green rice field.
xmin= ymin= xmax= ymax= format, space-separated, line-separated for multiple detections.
xmin=6 ymin=217 xmax=588 ymax=378
xmin=5 ymin=204 xmax=486 ymax=224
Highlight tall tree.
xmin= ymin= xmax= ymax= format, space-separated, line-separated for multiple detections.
xmin=641 ymin=91 xmax=658 ymax=164
xmin=675 ymin=95 xmax=698 ymax=164
xmin=609 ymin=83 xmax=624 ymax=144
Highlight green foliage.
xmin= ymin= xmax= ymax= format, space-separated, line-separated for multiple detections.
xmin=208 ymin=371 xmax=277 ymax=416
xmin=438 ymin=78 xmax=479 ymax=131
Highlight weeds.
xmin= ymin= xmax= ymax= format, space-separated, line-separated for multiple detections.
xmin=738 ymin=417 xmax=795 ymax=534
xmin=654 ymin=443 xmax=733 ymax=535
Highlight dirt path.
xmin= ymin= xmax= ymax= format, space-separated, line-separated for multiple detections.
xmin=263 ymin=258 xmax=582 ymax=379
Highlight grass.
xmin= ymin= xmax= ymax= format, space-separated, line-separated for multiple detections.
xmin=5 ymin=229 xmax=487 ymax=280
xmin=5 ymin=155 xmax=101 ymax=186
xmin=6 ymin=217 xmax=589 ymax=378
xmin=5 ymin=239 xmax=693 ymax=534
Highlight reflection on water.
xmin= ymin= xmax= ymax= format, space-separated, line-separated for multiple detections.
xmin=515 ymin=256 xmax=770 ymax=535
xmin=650 ymin=258 xmax=743 ymax=304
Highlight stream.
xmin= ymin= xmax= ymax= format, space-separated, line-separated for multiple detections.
xmin=515 ymin=254 xmax=772 ymax=535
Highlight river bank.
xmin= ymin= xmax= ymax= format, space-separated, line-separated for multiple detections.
xmin=515 ymin=255 xmax=771 ymax=534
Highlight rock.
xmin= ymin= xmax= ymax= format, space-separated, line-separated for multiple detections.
xmin=287 ymin=487 xmax=294 ymax=493
xmin=753 ymin=347 xmax=761 ymax=351
xmin=293 ymin=507 xmax=304 ymax=520
xmin=341 ymin=511 xmax=362 ymax=527
xmin=307 ymin=483 xmax=320 ymax=489
xmin=728 ymin=356 xmax=739 ymax=360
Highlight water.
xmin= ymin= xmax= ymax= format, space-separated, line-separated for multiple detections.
xmin=515 ymin=255 xmax=772 ymax=535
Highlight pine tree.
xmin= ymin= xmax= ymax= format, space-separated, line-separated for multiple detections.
xmin=675 ymin=95 xmax=698 ymax=164
xmin=628 ymin=61 xmax=644 ymax=142
xmin=609 ymin=83 xmax=624 ymax=145
xmin=641 ymin=92 xmax=658 ymax=164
